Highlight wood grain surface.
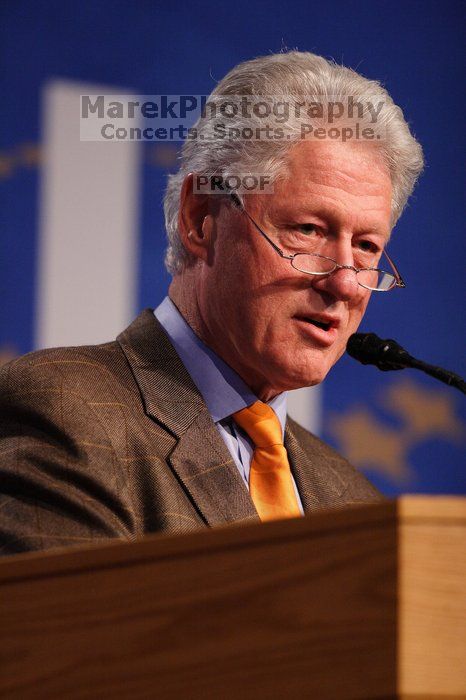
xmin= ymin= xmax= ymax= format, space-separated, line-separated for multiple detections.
xmin=398 ymin=496 xmax=466 ymax=697
xmin=0 ymin=501 xmax=397 ymax=699
xmin=0 ymin=497 xmax=464 ymax=699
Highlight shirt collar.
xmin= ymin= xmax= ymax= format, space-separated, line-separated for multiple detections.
xmin=154 ymin=297 xmax=287 ymax=435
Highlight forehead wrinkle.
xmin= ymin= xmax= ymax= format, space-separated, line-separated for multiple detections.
xmin=284 ymin=162 xmax=390 ymax=229
xmin=286 ymin=141 xmax=392 ymax=197
xmin=288 ymin=188 xmax=390 ymax=215
xmin=293 ymin=165 xmax=391 ymax=199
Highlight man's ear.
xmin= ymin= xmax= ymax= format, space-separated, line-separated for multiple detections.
xmin=178 ymin=173 xmax=214 ymax=263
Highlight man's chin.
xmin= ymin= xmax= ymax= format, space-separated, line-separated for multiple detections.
xmin=292 ymin=353 xmax=334 ymax=386
xmin=266 ymin=363 xmax=331 ymax=394
xmin=245 ymin=349 xmax=335 ymax=398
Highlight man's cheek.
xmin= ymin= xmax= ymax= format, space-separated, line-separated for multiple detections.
xmin=333 ymin=343 xmax=348 ymax=365
xmin=359 ymin=291 xmax=372 ymax=317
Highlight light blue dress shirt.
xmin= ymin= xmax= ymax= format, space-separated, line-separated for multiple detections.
xmin=154 ymin=297 xmax=303 ymax=513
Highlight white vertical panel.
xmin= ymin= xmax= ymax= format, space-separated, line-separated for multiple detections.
xmin=36 ymin=81 xmax=141 ymax=349
xmin=287 ymin=386 xmax=321 ymax=435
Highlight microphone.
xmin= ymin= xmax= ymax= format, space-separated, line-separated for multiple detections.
xmin=347 ymin=332 xmax=466 ymax=394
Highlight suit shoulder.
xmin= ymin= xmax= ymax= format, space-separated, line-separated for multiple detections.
xmin=0 ymin=341 xmax=133 ymax=398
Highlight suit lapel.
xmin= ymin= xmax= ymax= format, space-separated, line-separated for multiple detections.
xmin=285 ymin=419 xmax=345 ymax=513
xmin=117 ymin=310 xmax=259 ymax=528
xmin=169 ymin=411 xmax=259 ymax=527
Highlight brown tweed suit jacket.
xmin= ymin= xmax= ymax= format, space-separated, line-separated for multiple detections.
xmin=0 ymin=309 xmax=383 ymax=556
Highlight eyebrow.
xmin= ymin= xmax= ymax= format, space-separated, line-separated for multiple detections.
xmin=272 ymin=204 xmax=390 ymax=238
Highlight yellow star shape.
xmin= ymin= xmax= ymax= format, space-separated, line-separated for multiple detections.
xmin=381 ymin=377 xmax=464 ymax=442
xmin=328 ymin=406 xmax=411 ymax=483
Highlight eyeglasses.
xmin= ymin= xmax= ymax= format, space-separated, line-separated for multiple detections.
xmin=230 ymin=193 xmax=405 ymax=292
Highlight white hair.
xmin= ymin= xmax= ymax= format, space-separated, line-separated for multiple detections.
xmin=164 ymin=51 xmax=424 ymax=274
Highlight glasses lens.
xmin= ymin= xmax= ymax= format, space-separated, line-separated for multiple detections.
xmin=357 ymin=269 xmax=396 ymax=291
xmin=291 ymin=254 xmax=397 ymax=292
xmin=291 ymin=253 xmax=336 ymax=275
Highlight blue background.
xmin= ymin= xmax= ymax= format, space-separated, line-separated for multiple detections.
xmin=1 ymin=0 xmax=465 ymax=495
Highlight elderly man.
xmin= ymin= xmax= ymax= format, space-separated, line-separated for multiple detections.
xmin=0 ymin=51 xmax=423 ymax=555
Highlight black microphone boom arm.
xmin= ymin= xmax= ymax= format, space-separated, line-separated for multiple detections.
xmin=347 ymin=332 xmax=466 ymax=394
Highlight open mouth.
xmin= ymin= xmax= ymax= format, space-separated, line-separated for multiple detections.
xmin=297 ymin=316 xmax=332 ymax=331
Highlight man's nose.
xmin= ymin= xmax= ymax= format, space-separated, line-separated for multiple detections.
xmin=313 ymin=264 xmax=362 ymax=301
xmin=312 ymin=238 xmax=365 ymax=301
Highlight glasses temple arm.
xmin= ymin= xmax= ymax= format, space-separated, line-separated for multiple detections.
xmin=383 ymin=248 xmax=406 ymax=288
xmin=229 ymin=192 xmax=292 ymax=259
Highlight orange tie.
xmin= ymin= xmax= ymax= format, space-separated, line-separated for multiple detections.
xmin=232 ymin=401 xmax=301 ymax=522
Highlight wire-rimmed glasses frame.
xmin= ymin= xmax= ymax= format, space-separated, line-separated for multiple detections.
xmin=229 ymin=192 xmax=405 ymax=292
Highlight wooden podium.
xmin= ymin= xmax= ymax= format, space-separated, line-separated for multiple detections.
xmin=0 ymin=496 xmax=465 ymax=699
